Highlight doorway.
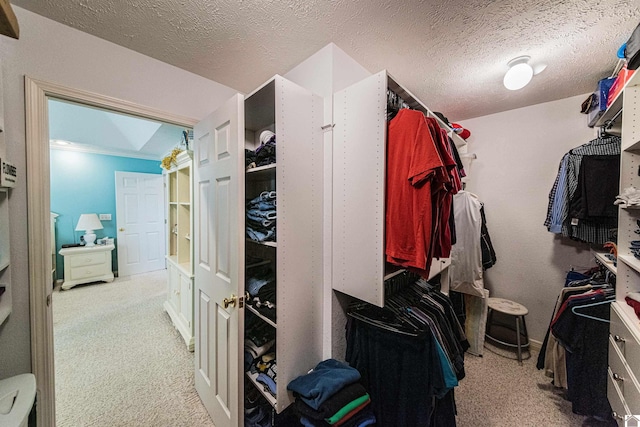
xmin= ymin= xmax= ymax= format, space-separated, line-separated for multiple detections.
xmin=26 ymin=77 xmax=199 ymax=426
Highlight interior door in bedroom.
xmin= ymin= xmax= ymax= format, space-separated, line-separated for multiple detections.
xmin=115 ymin=171 xmax=165 ymax=277
xmin=193 ymin=93 xmax=245 ymax=427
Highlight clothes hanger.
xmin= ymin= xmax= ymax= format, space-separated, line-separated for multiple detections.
xmin=571 ymin=297 xmax=614 ymax=323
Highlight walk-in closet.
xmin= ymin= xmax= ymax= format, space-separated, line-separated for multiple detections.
xmin=4 ymin=2 xmax=640 ymax=427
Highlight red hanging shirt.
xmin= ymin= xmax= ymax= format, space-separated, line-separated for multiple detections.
xmin=386 ymin=109 xmax=445 ymax=273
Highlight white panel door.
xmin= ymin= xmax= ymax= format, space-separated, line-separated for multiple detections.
xmin=193 ymin=94 xmax=244 ymax=427
xmin=115 ymin=171 xmax=165 ymax=276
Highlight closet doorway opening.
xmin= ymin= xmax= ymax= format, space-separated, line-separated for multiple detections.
xmin=26 ymin=77 xmax=200 ymax=426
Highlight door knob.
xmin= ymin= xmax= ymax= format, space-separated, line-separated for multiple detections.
xmin=223 ymin=294 xmax=237 ymax=309
xmin=119 ymin=228 xmax=125 ymax=232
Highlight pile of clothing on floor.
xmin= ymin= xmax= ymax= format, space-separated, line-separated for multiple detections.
xmin=246 ymin=130 xmax=276 ymax=169
xmin=245 ymin=315 xmax=277 ymax=398
xmin=287 ymin=359 xmax=376 ymax=427
xmin=246 ymin=265 xmax=276 ymax=322
xmin=246 ymin=191 xmax=277 ymax=243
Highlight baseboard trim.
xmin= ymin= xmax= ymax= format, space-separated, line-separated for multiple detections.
xmin=529 ymin=338 xmax=542 ymax=353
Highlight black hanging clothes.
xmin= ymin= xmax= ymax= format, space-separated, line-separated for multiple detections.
xmin=345 ymin=282 xmax=466 ymax=426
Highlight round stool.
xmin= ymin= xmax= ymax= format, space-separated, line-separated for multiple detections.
xmin=485 ymin=297 xmax=530 ymax=365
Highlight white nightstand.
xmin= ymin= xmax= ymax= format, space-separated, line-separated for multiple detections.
xmin=59 ymin=243 xmax=115 ymax=290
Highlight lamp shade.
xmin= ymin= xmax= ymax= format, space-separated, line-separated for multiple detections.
xmin=76 ymin=214 xmax=103 ymax=247
xmin=75 ymin=213 xmax=103 ymax=232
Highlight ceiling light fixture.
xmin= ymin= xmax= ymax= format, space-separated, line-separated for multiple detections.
xmin=503 ymin=56 xmax=534 ymax=91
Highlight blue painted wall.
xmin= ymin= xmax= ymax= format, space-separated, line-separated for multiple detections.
xmin=50 ymin=150 xmax=162 ymax=279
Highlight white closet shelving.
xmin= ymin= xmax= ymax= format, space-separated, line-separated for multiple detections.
xmin=0 ymin=188 xmax=10 ymax=326
xmin=332 ymin=70 xmax=460 ymax=306
xmin=243 ymin=76 xmax=323 ymax=413
xmin=599 ymin=69 xmax=640 ymax=423
xmin=163 ymin=150 xmax=194 ymax=351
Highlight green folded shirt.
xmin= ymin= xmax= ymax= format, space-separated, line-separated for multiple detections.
xmin=325 ymin=393 xmax=370 ymax=424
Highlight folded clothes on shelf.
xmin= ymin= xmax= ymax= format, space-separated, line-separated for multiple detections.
xmin=615 ymin=186 xmax=640 ymax=207
xmin=246 ymin=131 xmax=277 ymax=170
xmin=246 ymin=191 xmax=277 ymax=242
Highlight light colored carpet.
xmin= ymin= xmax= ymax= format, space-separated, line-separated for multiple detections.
xmin=456 ymin=342 xmax=615 ymax=427
xmin=53 ymin=270 xmax=215 ymax=427
xmin=53 ymin=273 xmax=615 ymax=426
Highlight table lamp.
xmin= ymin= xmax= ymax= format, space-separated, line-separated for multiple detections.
xmin=75 ymin=213 xmax=103 ymax=247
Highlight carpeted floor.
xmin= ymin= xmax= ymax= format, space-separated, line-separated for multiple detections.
xmin=456 ymin=343 xmax=616 ymax=427
xmin=53 ymin=273 xmax=616 ymax=426
xmin=53 ymin=270 xmax=214 ymax=427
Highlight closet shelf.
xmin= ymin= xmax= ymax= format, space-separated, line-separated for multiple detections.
xmin=0 ymin=259 xmax=8 ymax=272
xmin=179 ymin=202 xmax=190 ymax=207
xmin=246 ymin=259 xmax=271 ymax=269
xmin=246 ymin=371 xmax=277 ymax=409
xmin=592 ymin=251 xmax=617 ymax=275
xmin=623 ymin=139 xmax=640 ymax=152
xmin=618 ymin=254 xmax=640 ymax=275
xmin=595 ymin=68 xmax=640 ymax=128
xmin=246 ymin=305 xmax=277 ymax=328
xmin=246 ymin=239 xmax=277 ymax=248
xmin=247 ymin=163 xmax=276 ymax=174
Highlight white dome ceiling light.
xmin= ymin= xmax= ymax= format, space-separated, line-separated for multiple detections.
xmin=503 ymin=56 xmax=545 ymax=91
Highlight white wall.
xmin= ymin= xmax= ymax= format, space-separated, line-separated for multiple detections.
xmin=460 ymin=93 xmax=601 ymax=342
xmin=0 ymin=7 xmax=238 ymax=379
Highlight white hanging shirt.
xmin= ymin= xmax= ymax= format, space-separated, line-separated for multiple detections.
xmin=450 ymin=191 xmax=484 ymax=297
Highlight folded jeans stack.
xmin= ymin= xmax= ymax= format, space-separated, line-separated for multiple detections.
xmin=247 ymin=191 xmax=277 ymax=243
xmin=287 ymin=359 xmax=376 ymax=427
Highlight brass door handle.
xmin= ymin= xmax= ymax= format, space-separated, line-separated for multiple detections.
xmin=223 ymin=294 xmax=237 ymax=309
xmin=119 ymin=228 xmax=125 ymax=232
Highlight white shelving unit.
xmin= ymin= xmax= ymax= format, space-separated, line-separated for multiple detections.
xmin=593 ymin=250 xmax=617 ymax=275
xmin=332 ymin=70 xmax=454 ymax=306
xmin=0 ymin=188 xmax=10 ymax=326
xmin=243 ymin=76 xmax=323 ymax=413
xmin=602 ymin=68 xmax=640 ymax=424
xmin=163 ymin=150 xmax=195 ymax=351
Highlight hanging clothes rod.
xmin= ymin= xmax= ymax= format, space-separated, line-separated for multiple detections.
xmin=460 ymin=153 xmax=477 ymax=159
xmin=605 ymin=108 xmax=623 ymax=129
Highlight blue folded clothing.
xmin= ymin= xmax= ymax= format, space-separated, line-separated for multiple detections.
xmin=256 ymin=373 xmax=277 ymax=396
xmin=287 ymin=359 xmax=361 ymax=410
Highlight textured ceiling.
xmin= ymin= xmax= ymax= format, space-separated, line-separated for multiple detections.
xmin=12 ymin=0 xmax=640 ymax=120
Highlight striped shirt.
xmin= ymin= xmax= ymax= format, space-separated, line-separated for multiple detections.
xmin=545 ymin=136 xmax=621 ymax=244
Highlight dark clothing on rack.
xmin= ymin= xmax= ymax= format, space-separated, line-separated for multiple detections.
xmin=346 ymin=317 xmax=445 ymax=426
xmin=345 ymin=283 xmax=465 ymax=426
xmin=569 ymin=155 xmax=620 ymax=220
xmin=545 ymin=136 xmax=620 ymax=244
xmin=551 ymin=300 xmax=612 ymax=419
xmin=480 ymin=204 xmax=496 ymax=270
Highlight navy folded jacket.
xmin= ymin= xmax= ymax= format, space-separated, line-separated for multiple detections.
xmin=295 ymin=382 xmax=368 ymax=420
xmin=287 ymin=359 xmax=361 ymax=410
